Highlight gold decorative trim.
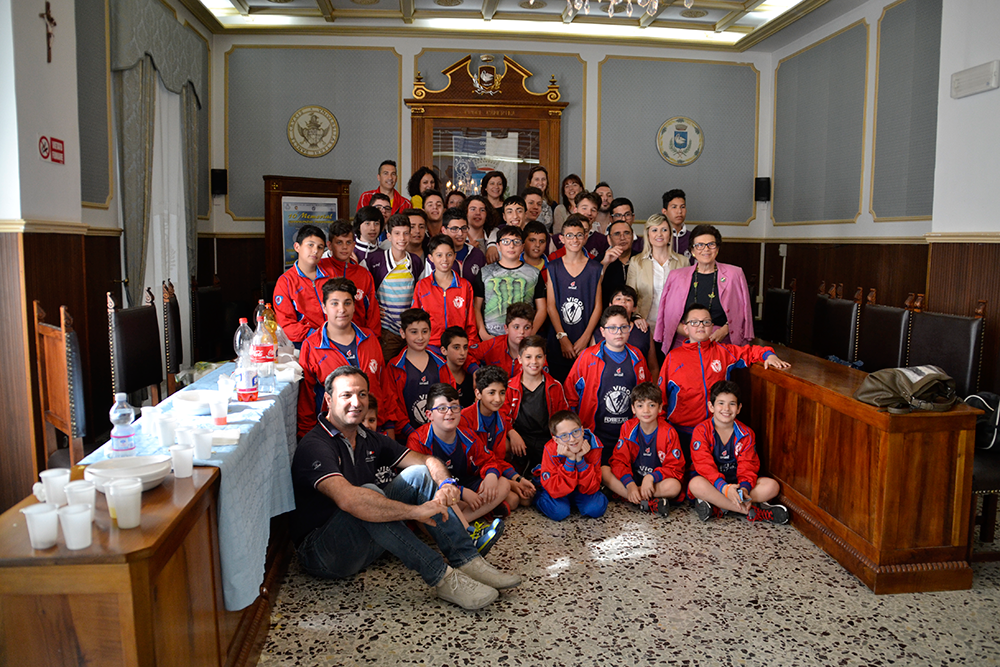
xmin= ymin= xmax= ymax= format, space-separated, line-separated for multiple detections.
xmin=0 ymin=219 xmax=90 ymax=234
xmin=736 ymin=0 xmax=831 ymax=52
xmin=762 ymin=236 xmax=925 ymax=244
xmin=157 ymin=0 xmax=177 ymax=19
xmin=771 ymin=19 xmax=869 ymax=228
xmin=224 ymin=45 xmax=402 ymax=221
xmin=86 ymin=226 xmax=124 ymax=237
xmin=597 ymin=54 xmax=759 ymax=226
xmin=175 ymin=0 xmax=226 ymax=33
xmin=924 ymin=232 xmax=1000 ymax=244
xmin=82 ymin=0 xmax=114 ymax=210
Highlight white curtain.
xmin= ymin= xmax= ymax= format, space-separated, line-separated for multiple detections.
xmin=144 ymin=75 xmax=192 ymax=375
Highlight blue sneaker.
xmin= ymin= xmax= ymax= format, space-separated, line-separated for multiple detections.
xmin=468 ymin=518 xmax=505 ymax=556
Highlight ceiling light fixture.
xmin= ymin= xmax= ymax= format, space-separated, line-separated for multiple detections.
xmin=565 ymin=0 xmax=674 ymax=19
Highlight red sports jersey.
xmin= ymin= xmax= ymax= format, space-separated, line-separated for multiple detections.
xmin=468 ymin=335 xmax=521 ymax=378
xmin=460 ymin=403 xmax=515 ymax=479
xmin=356 ymin=188 xmax=410 ymax=214
xmin=412 ymin=271 xmax=479 ymax=347
xmin=273 ymin=261 xmax=331 ymax=343
xmin=610 ymin=417 xmax=685 ymax=489
xmin=500 ymin=371 xmax=568 ymax=426
xmin=564 ymin=341 xmax=649 ymax=432
xmin=539 ymin=430 xmax=603 ymax=499
xmin=406 ymin=424 xmax=502 ymax=485
xmin=690 ymin=417 xmax=760 ymax=494
xmin=317 ymin=257 xmax=382 ymax=337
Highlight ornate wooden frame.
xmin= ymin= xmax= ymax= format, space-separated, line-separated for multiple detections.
xmin=405 ymin=55 xmax=568 ymax=203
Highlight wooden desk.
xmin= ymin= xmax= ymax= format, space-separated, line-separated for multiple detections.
xmin=0 ymin=469 xmax=288 ymax=666
xmin=748 ymin=346 xmax=977 ymax=593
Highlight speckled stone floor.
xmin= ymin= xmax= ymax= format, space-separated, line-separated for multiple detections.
xmin=259 ymin=500 xmax=1000 ymax=666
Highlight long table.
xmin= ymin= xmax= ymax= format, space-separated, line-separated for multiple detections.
xmin=747 ymin=346 xmax=978 ymax=594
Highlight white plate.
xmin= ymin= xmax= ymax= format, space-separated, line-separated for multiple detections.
xmin=172 ymin=389 xmax=222 ymax=417
xmin=85 ymin=455 xmax=172 ymax=492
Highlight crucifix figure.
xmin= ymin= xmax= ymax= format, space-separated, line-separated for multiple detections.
xmin=39 ymin=2 xmax=56 ymax=63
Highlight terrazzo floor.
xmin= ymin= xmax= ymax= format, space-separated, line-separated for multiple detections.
xmin=259 ymin=500 xmax=1000 ymax=666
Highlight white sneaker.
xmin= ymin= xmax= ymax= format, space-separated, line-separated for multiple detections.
xmin=459 ymin=557 xmax=522 ymax=590
xmin=435 ymin=567 xmax=499 ymax=610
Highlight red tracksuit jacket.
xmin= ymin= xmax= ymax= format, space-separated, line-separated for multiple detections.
xmin=690 ymin=417 xmax=760 ymax=494
xmin=297 ymin=324 xmax=394 ymax=438
xmin=273 ymin=261 xmax=330 ymax=343
xmin=539 ymin=430 xmax=603 ymax=498
xmin=386 ymin=348 xmax=448 ymax=439
xmin=460 ymin=403 xmax=515 ymax=479
xmin=610 ymin=417 xmax=685 ymax=488
xmin=468 ymin=334 xmax=521 ymax=379
xmin=500 ymin=371 xmax=568 ymax=426
xmin=412 ymin=271 xmax=479 ymax=347
xmin=658 ymin=339 xmax=775 ymax=429
xmin=406 ymin=424 xmax=502 ymax=486
xmin=564 ymin=341 xmax=650 ymax=431
xmin=317 ymin=257 xmax=382 ymax=337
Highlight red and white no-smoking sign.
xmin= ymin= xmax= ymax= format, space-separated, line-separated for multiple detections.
xmin=38 ymin=135 xmax=65 ymax=165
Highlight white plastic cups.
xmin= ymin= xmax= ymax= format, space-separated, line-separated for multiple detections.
xmin=175 ymin=427 xmax=194 ymax=447
xmin=21 ymin=503 xmax=59 ymax=549
xmin=58 ymin=504 xmax=94 ymax=549
xmin=140 ymin=405 xmax=160 ymax=426
xmin=169 ymin=445 xmax=194 ymax=478
xmin=209 ymin=397 xmax=228 ymax=426
xmin=38 ymin=468 xmax=71 ymax=506
xmin=155 ymin=414 xmax=177 ymax=448
xmin=106 ymin=478 xmax=143 ymax=529
xmin=64 ymin=480 xmax=97 ymax=522
xmin=191 ymin=429 xmax=213 ymax=460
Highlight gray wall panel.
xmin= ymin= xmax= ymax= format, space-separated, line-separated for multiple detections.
xmin=198 ymin=41 xmax=210 ymax=218
xmin=76 ymin=0 xmax=110 ymax=206
xmin=599 ymin=58 xmax=757 ymax=223
xmin=871 ymin=0 xmax=941 ymax=219
xmin=416 ymin=51 xmax=585 ymax=188
xmin=227 ymin=47 xmax=400 ymax=218
xmin=774 ymin=22 xmax=868 ymax=223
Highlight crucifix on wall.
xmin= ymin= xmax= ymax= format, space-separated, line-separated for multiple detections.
xmin=39 ymin=2 xmax=56 ymax=63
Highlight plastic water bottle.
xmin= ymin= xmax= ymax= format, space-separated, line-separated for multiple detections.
xmin=109 ymin=393 xmax=136 ymax=458
xmin=234 ymin=317 xmax=254 ymax=358
xmin=251 ymin=315 xmax=276 ymax=395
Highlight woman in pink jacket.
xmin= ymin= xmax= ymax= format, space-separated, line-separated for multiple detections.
xmin=652 ymin=224 xmax=754 ymax=354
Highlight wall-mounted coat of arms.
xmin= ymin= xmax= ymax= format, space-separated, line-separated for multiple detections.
xmin=287 ymin=105 xmax=339 ymax=158
xmin=657 ymin=116 xmax=704 ymax=167
xmin=471 ymin=54 xmax=504 ymax=96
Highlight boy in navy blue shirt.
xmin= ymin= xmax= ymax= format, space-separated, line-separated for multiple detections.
xmin=386 ymin=308 xmax=448 ymax=441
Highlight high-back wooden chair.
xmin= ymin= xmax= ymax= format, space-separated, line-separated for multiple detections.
xmin=33 ymin=301 xmax=86 ymax=466
xmin=761 ymin=278 xmax=795 ymax=346
xmin=108 ymin=288 xmax=162 ymax=405
xmin=854 ymin=289 xmax=913 ymax=373
xmin=163 ymin=280 xmax=183 ymax=396
xmin=907 ymin=299 xmax=986 ymax=397
xmin=813 ymin=283 xmax=862 ymax=363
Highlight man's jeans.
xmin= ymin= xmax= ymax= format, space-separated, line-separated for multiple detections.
xmin=297 ymin=465 xmax=479 ymax=586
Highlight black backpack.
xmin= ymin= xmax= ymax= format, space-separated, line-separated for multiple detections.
xmin=966 ymin=392 xmax=1000 ymax=450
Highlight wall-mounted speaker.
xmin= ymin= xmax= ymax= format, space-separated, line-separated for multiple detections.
xmin=211 ymin=169 xmax=228 ymax=196
xmin=754 ymin=177 xmax=771 ymax=202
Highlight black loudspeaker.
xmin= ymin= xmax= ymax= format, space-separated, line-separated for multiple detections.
xmin=211 ymin=169 xmax=228 ymax=196
xmin=754 ymin=177 xmax=771 ymax=202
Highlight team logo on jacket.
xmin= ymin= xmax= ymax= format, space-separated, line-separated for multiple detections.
xmin=614 ymin=367 xmax=623 ymax=377
xmin=561 ymin=297 xmax=584 ymax=325
xmin=588 ymin=248 xmax=599 ymax=258
xmin=413 ymin=395 xmax=428 ymax=423
xmin=569 ymin=281 xmax=577 ymax=290
xmin=658 ymin=450 xmax=667 ymax=462
xmin=275 ymin=295 xmax=284 ymax=306
xmin=693 ymin=441 xmax=701 ymax=451
xmin=356 ymin=289 xmax=364 ymax=302
xmin=470 ymin=264 xmax=480 ymax=276
xmin=672 ymin=448 xmax=681 ymax=459
xmin=368 ymin=359 xmax=378 ymax=373
xmin=604 ymin=386 xmax=631 ymax=415
xmin=711 ymin=360 xmax=722 ymax=373
xmin=638 ymin=368 xmax=646 ymax=381
xmin=453 ymin=296 xmax=465 ymax=308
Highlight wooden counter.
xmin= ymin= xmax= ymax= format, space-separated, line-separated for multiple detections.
xmin=747 ymin=346 xmax=977 ymax=594
xmin=0 ymin=469 xmax=289 ymax=666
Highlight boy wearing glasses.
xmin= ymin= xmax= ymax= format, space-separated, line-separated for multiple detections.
xmin=535 ymin=410 xmax=608 ymax=521
xmin=441 ymin=208 xmax=486 ymax=281
xmin=407 ymin=383 xmax=510 ymax=553
xmin=546 ymin=214 xmax=604 ymax=382
xmin=658 ymin=304 xmax=790 ymax=461
xmin=472 ymin=226 xmax=547 ymax=341
xmin=386 ymin=308 xmax=449 ymax=441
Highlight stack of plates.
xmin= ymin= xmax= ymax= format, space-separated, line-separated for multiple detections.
xmin=84 ymin=455 xmax=173 ymax=492
xmin=172 ymin=389 xmax=221 ymax=417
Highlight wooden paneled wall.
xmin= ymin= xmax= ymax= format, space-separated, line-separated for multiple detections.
xmin=197 ymin=235 xmax=266 ymax=318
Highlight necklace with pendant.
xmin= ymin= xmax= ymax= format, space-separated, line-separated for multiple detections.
xmin=692 ymin=270 xmax=718 ymax=308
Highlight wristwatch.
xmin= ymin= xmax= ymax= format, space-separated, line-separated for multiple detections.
xmin=556 ymin=332 xmax=568 ymax=340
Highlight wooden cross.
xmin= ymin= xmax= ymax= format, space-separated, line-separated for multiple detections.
xmin=39 ymin=2 xmax=56 ymax=63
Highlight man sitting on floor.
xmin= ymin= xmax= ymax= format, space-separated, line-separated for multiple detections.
xmin=291 ymin=366 xmax=521 ymax=610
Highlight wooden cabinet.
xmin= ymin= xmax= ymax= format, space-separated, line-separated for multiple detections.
xmin=748 ymin=347 xmax=977 ymax=593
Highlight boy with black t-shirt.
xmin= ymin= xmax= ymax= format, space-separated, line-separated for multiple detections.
xmin=473 ymin=226 xmax=547 ymax=340
xmin=386 ymin=308 xmax=447 ymax=441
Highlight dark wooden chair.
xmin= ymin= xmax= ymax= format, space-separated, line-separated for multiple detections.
xmin=108 ymin=288 xmax=162 ymax=405
xmin=812 ymin=283 xmax=861 ymax=363
xmin=163 ymin=280 xmax=183 ymax=396
xmin=907 ymin=299 xmax=986 ymax=397
xmin=192 ymin=275 xmax=225 ymax=362
xmin=854 ymin=289 xmax=913 ymax=373
xmin=761 ymin=278 xmax=795 ymax=346
xmin=33 ymin=301 xmax=86 ymax=466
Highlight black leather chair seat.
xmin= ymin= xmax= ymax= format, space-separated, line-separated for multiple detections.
xmin=908 ymin=312 xmax=983 ymax=397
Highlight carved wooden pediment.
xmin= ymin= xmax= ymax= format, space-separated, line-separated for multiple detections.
xmin=407 ymin=54 xmax=565 ymax=112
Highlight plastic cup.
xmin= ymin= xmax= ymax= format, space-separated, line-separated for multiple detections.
xmin=175 ymin=427 xmax=194 ymax=447
xmin=141 ymin=406 xmax=160 ymax=424
xmin=58 ymin=504 xmax=93 ymax=549
xmin=21 ymin=503 xmax=59 ymax=549
xmin=106 ymin=478 xmax=143 ymax=529
xmin=191 ymin=429 xmax=213 ymax=460
xmin=64 ymin=480 xmax=96 ymax=522
xmin=209 ymin=397 xmax=228 ymax=426
xmin=169 ymin=445 xmax=194 ymax=478
xmin=39 ymin=468 xmax=71 ymax=506
xmin=155 ymin=414 xmax=177 ymax=448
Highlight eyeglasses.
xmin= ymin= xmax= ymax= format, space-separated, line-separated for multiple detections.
xmin=611 ymin=212 xmax=634 ymax=221
xmin=429 ymin=405 xmax=462 ymax=414
xmin=692 ymin=242 xmax=718 ymax=251
xmin=602 ymin=324 xmax=630 ymax=333
xmin=562 ymin=232 xmax=585 ymax=241
xmin=373 ymin=204 xmax=391 ymax=211
xmin=684 ymin=319 xmax=714 ymax=328
xmin=609 ymin=230 xmax=633 ymax=239
xmin=446 ymin=226 xmax=469 ymax=233
xmin=553 ymin=427 xmax=583 ymax=443
xmin=498 ymin=238 xmax=523 ymax=246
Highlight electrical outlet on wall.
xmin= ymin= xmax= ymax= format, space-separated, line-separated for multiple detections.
xmin=779 ymin=243 xmax=788 ymax=257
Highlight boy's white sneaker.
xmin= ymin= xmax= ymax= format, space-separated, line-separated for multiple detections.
xmin=436 ymin=567 xmax=499 ymax=610
xmin=459 ymin=557 xmax=522 ymax=590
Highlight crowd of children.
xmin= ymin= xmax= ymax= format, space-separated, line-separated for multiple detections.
xmin=284 ymin=173 xmax=793 ymax=559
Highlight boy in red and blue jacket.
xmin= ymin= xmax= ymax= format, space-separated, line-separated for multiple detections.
xmin=535 ymin=411 xmax=607 ymax=521
xmin=467 ymin=301 xmax=536 ymax=380
xmin=386 ymin=308 xmax=448 ymax=441
xmin=688 ymin=380 xmax=789 ymax=524
xmin=273 ymin=224 xmax=330 ymax=345
xmin=412 ymin=235 xmax=479 ymax=347
xmin=318 ymin=221 xmax=382 ymax=337
xmin=606 ymin=382 xmax=685 ymax=516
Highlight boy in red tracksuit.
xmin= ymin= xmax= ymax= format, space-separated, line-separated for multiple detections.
xmin=460 ymin=366 xmax=536 ymax=514
xmin=297 ymin=278 xmax=396 ymax=439
xmin=658 ymin=304 xmax=790 ymax=459
xmin=467 ymin=301 xmax=536 ymax=379
xmin=606 ymin=382 xmax=685 ymax=516
xmin=273 ymin=224 xmax=330 ymax=345
xmin=318 ymin=221 xmax=382 ymax=337
xmin=501 ymin=335 xmax=569 ymax=474
xmin=438 ymin=326 xmax=480 ymax=408
xmin=688 ymin=381 xmax=789 ymax=524
xmin=386 ymin=308 xmax=448 ymax=441
xmin=535 ymin=411 xmax=608 ymax=521
xmin=412 ymin=235 xmax=479 ymax=347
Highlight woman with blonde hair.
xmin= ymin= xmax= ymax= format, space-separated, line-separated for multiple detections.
xmin=627 ymin=213 xmax=685 ymax=363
